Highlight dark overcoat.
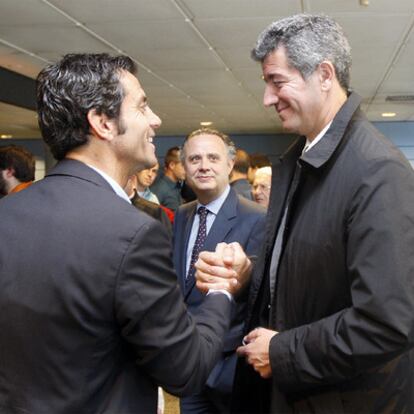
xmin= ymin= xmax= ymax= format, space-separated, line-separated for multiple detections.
xmin=233 ymin=93 xmax=414 ymax=413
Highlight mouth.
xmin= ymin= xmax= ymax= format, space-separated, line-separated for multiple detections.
xmin=196 ymin=175 xmax=213 ymax=182
xmin=277 ymin=105 xmax=289 ymax=115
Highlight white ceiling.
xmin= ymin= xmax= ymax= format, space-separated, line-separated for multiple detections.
xmin=0 ymin=0 xmax=414 ymax=139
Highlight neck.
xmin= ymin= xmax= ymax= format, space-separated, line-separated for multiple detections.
xmin=307 ymin=87 xmax=347 ymax=142
xmin=6 ymin=176 xmax=20 ymax=194
xmin=164 ymin=170 xmax=177 ymax=182
xmin=196 ymin=187 xmax=227 ymax=206
xmin=136 ymin=183 xmax=146 ymax=192
xmin=66 ymin=146 xmax=131 ymax=189
xmin=230 ymin=171 xmax=247 ymax=182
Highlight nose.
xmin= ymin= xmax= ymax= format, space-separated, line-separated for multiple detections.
xmin=199 ymin=157 xmax=210 ymax=171
xmin=263 ymin=84 xmax=278 ymax=108
xmin=148 ymin=107 xmax=162 ymax=129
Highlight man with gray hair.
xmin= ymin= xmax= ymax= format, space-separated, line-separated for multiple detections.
xmin=196 ymin=14 xmax=414 ymax=413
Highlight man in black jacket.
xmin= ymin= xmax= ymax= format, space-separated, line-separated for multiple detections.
xmin=198 ymin=14 xmax=414 ymax=413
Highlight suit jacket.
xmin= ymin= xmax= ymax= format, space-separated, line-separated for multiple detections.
xmin=0 ymin=159 xmax=233 ymax=414
xmin=230 ymin=178 xmax=253 ymax=201
xmin=130 ymin=190 xmax=172 ymax=235
xmin=233 ymin=92 xmax=414 ymax=413
xmin=173 ymin=188 xmax=265 ymax=392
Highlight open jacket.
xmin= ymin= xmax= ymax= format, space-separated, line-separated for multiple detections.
xmin=233 ymin=93 xmax=414 ymax=413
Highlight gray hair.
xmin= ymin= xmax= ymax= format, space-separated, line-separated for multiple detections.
xmin=252 ymin=14 xmax=352 ymax=91
xmin=181 ymin=128 xmax=236 ymax=162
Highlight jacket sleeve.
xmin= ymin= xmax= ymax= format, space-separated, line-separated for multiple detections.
xmin=269 ymin=156 xmax=414 ymax=391
xmin=114 ymin=219 xmax=232 ymax=396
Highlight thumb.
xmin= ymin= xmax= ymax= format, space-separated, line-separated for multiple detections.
xmin=222 ymin=244 xmax=235 ymax=267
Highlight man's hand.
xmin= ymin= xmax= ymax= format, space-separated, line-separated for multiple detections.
xmin=195 ymin=242 xmax=252 ymax=296
xmin=237 ymin=327 xmax=278 ymax=379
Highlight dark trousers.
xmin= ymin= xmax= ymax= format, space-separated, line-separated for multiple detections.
xmin=180 ymin=387 xmax=231 ymax=414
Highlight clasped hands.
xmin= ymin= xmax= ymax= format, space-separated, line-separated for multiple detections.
xmin=195 ymin=241 xmax=251 ymax=296
xmin=195 ymin=242 xmax=278 ymax=379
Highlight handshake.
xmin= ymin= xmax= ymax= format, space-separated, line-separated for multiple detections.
xmin=194 ymin=242 xmax=253 ymax=297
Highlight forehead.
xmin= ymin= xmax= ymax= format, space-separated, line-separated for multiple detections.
xmin=262 ymin=46 xmax=296 ymax=77
xmin=185 ymin=134 xmax=227 ymax=153
xmin=254 ymin=173 xmax=271 ymax=184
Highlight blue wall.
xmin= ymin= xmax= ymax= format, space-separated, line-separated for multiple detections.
xmin=373 ymin=121 xmax=414 ymax=168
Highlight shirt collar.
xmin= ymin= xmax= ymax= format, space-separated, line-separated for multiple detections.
xmin=303 ymin=121 xmax=332 ymax=153
xmin=87 ymin=164 xmax=131 ymax=204
xmin=197 ymin=185 xmax=230 ymax=216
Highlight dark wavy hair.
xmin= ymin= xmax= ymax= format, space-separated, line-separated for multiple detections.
xmin=36 ymin=53 xmax=136 ymax=160
xmin=0 ymin=145 xmax=35 ymax=181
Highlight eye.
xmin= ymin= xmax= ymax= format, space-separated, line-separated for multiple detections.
xmin=189 ymin=155 xmax=200 ymax=163
xmin=208 ymin=154 xmax=220 ymax=162
xmin=272 ymin=80 xmax=285 ymax=89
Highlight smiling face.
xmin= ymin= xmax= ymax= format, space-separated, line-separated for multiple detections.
xmin=183 ymin=133 xmax=234 ymax=205
xmin=113 ymin=71 xmax=161 ymax=173
xmin=262 ymin=46 xmax=326 ymax=140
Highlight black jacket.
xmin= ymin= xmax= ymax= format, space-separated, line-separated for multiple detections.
xmin=233 ymin=93 xmax=414 ymax=413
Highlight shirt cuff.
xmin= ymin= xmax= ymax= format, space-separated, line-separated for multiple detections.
xmin=207 ymin=289 xmax=233 ymax=302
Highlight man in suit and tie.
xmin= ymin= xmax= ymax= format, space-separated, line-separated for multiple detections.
xmin=173 ymin=128 xmax=266 ymax=414
xmin=0 ymin=53 xmax=245 ymax=414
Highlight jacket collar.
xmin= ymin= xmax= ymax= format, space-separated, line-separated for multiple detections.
xmin=281 ymin=92 xmax=363 ymax=169
xmin=46 ymin=158 xmax=114 ymax=192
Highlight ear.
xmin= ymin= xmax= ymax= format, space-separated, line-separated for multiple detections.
xmin=318 ymin=61 xmax=335 ymax=91
xmin=87 ymin=109 xmax=117 ymax=141
xmin=227 ymin=158 xmax=235 ymax=173
xmin=4 ymin=167 xmax=15 ymax=178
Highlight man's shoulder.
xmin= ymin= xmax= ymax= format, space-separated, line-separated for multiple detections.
xmin=235 ymin=193 xmax=266 ymax=217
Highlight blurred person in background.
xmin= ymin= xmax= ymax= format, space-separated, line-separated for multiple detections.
xmin=252 ymin=166 xmax=272 ymax=208
xmin=135 ymin=161 xmax=160 ymax=204
xmin=0 ymin=144 xmax=35 ymax=196
xmin=151 ymin=146 xmax=185 ymax=211
xmin=247 ymin=152 xmax=271 ymax=184
xmin=230 ymin=148 xmax=253 ymax=200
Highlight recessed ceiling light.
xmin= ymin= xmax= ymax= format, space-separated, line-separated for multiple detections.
xmin=359 ymin=0 xmax=369 ymax=6
xmin=381 ymin=112 xmax=396 ymax=118
xmin=200 ymin=121 xmax=212 ymax=126
xmin=1 ymin=134 xmax=13 ymax=139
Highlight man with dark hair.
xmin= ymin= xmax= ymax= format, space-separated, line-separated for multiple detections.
xmin=197 ymin=14 xmax=414 ymax=413
xmin=0 ymin=145 xmax=35 ymax=196
xmin=229 ymin=148 xmax=253 ymax=200
xmin=173 ymin=128 xmax=266 ymax=414
xmin=0 ymin=53 xmax=242 ymax=413
xmin=247 ymin=152 xmax=271 ymax=184
xmin=151 ymin=146 xmax=185 ymax=211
